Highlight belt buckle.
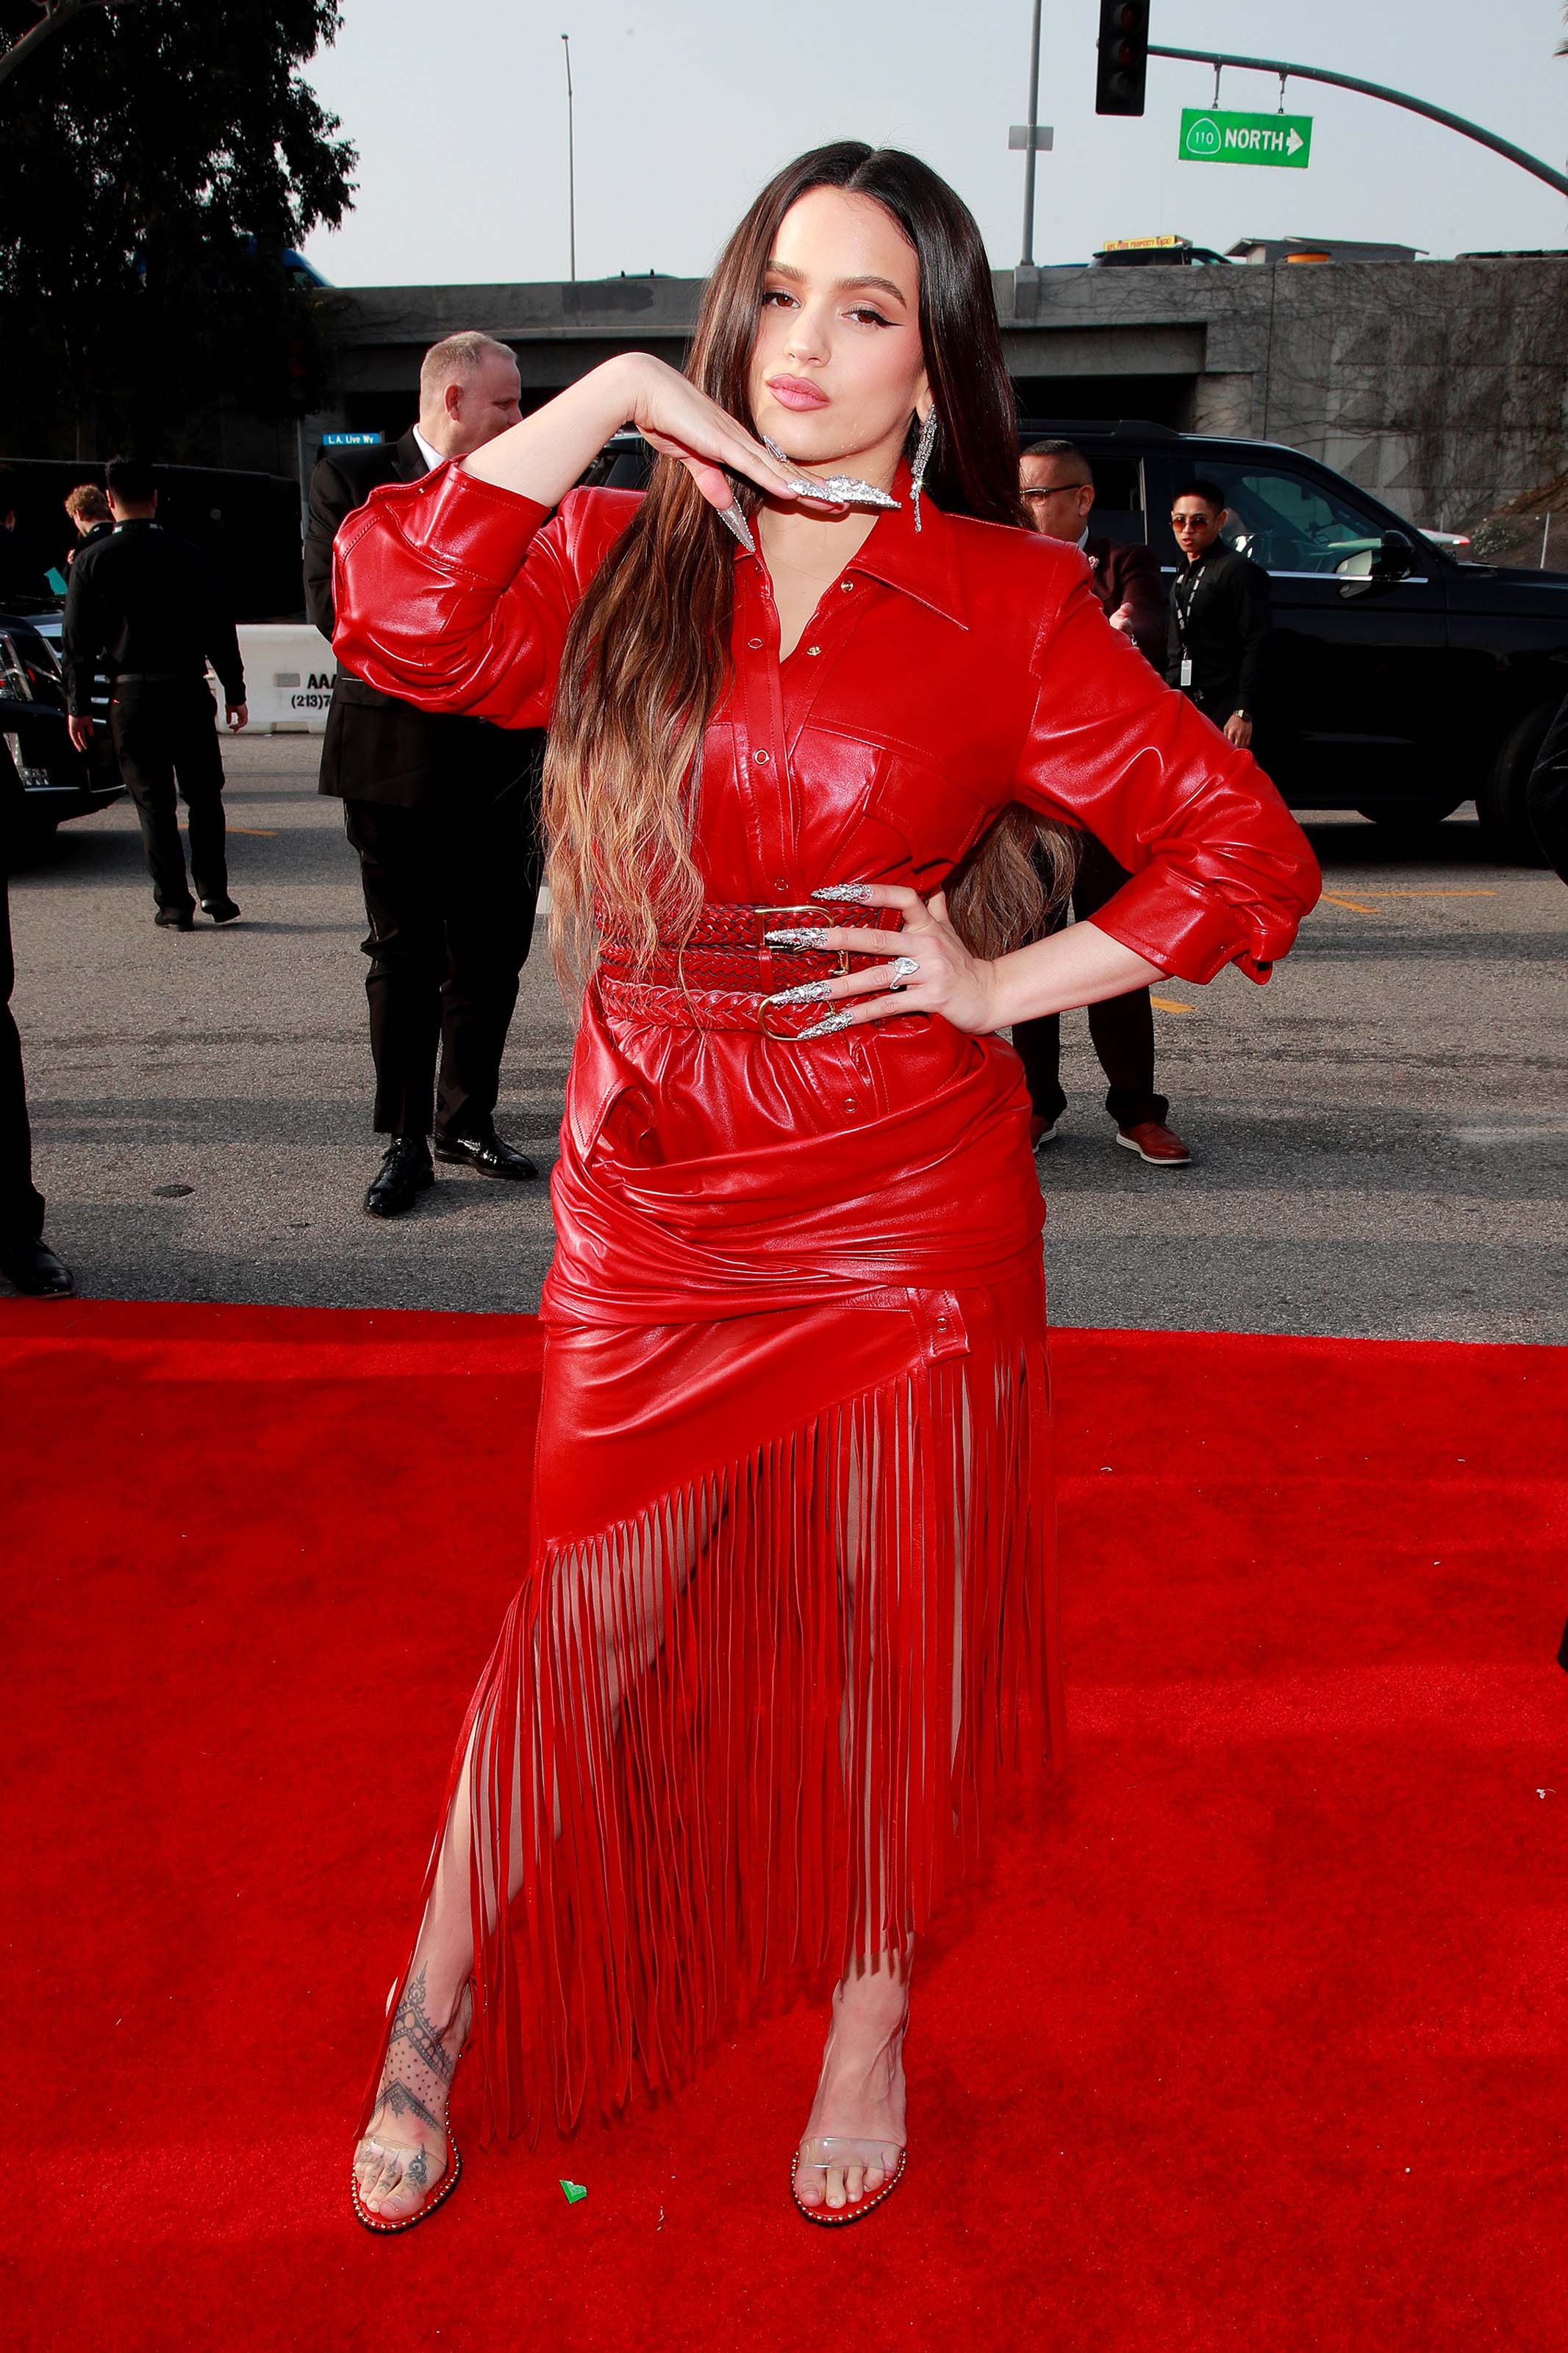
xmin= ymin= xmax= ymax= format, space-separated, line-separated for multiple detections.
xmin=750 ymin=902 xmax=850 ymax=972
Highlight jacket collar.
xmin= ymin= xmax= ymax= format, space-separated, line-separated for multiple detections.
xmin=742 ymin=459 xmax=968 ymax=631
xmin=394 ymin=427 xmax=429 ymax=481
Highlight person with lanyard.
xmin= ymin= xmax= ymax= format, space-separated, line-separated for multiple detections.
xmin=1165 ymin=479 xmax=1272 ymax=752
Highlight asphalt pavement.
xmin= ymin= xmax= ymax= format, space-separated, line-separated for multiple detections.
xmin=8 ymin=735 xmax=1567 ymax=1340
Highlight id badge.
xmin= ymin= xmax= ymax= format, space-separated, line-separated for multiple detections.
xmin=1179 ymin=656 xmax=1194 ymax=687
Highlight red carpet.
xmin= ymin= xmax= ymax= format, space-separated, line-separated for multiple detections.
xmin=7 ymin=1300 xmax=1567 ymax=2351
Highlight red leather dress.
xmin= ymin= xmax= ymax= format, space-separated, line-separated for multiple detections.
xmin=334 ymin=462 xmax=1320 ymax=2145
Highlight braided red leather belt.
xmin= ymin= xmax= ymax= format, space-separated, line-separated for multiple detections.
xmin=595 ymin=899 xmax=902 ymax=1040
xmin=597 ymin=899 xmax=902 ymax=1038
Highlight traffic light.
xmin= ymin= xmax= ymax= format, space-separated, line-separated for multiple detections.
xmin=1095 ymin=0 xmax=1149 ymax=117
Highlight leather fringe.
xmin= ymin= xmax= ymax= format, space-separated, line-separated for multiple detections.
xmin=360 ymin=1339 xmax=1062 ymax=2147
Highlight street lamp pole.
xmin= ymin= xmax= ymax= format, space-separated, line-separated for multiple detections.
xmin=561 ymin=32 xmax=576 ymax=283
xmin=1020 ymin=0 xmax=1043 ymax=266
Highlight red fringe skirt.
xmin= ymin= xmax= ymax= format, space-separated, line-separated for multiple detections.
xmin=359 ymin=1271 xmax=1062 ymax=2146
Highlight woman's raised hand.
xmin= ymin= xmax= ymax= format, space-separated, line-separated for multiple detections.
xmin=622 ymin=354 xmax=845 ymax=518
xmin=459 ymin=350 xmax=848 ymax=521
xmin=762 ymin=885 xmax=1004 ymax=1040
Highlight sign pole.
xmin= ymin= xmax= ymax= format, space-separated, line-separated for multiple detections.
xmin=1151 ymin=42 xmax=1568 ymax=200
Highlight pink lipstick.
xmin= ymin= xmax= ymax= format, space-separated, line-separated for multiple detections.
xmin=767 ymin=375 xmax=830 ymax=412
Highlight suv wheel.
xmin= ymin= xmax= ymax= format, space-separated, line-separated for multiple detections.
xmin=1477 ymin=703 xmax=1556 ymax=865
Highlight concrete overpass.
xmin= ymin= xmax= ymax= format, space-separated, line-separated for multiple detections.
xmin=310 ymin=250 xmax=1568 ymax=536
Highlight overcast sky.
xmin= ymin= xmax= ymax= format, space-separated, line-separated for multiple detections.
xmin=301 ymin=0 xmax=1568 ymax=288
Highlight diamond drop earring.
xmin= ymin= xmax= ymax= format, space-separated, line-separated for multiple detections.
xmin=910 ymin=408 xmax=938 ymax=534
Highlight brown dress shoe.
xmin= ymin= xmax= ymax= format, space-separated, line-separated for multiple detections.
xmin=1116 ymin=1119 xmax=1192 ymax=1167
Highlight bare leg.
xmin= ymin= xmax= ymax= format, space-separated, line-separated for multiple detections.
xmin=353 ymin=1495 xmax=719 ymax=2217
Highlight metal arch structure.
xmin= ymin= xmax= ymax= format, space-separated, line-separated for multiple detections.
xmin=1149 ymin=43 xmax=1568 ymax=203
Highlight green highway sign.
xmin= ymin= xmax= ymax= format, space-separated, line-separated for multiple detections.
xmin=1179 ymin=107 xmax=1313 ymax=169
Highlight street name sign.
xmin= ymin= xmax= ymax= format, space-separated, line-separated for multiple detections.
xmin=1178 ymin=108 xmax=1313 ymax=169
xmin=321 ymin=431 xmax=383 ymax=446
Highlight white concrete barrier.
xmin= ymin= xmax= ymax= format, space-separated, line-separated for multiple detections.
xmin=228 ymin=622 xmax=336 ymax=733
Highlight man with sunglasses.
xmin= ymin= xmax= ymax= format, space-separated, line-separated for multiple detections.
xmin=1012 ymin=440 xmax=1189 ymax=1168
xmin=1165 ymin=479 xmax=1272 ymax=751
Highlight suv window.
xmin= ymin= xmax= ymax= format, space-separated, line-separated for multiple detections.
xmin=1070 ymin=451 xmax=1145 ymax=546
xmin=1173 ymin=459 xmax=1405 ymax=578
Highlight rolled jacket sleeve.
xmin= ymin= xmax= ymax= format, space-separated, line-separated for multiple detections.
xmin=331 ymin=465 xmax=603 ymax=730
xmin=1014 ymin=568 xmax=1320 ymax=983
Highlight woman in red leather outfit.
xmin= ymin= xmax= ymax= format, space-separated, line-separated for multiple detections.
xmin=339 ymin=143 xmax=1320 ymax=2232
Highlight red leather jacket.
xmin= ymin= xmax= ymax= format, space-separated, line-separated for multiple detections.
xmin=333 ymin=464 xmax=1320 ymax=1327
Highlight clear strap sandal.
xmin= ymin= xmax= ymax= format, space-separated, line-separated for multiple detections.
xmin=791 ymin=2135 xmax=908 ymax=2227
xmin=350 ymin=1974 xmax=472 ymax=2235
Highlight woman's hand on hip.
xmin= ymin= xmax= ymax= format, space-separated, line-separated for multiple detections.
xmin=762 ymin=885 xmax=1004 ymax=1040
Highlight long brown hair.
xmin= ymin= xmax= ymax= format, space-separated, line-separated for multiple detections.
xmin=545 ymin=141 xmax=1075 ymax=987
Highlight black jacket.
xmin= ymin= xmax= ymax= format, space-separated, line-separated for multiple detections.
xmin=1526 ymin=688 xmax=1568 ymax=888
xmin=61 ymin=519 xmax=244 ymax=715
xmin=304 ymin=429 xmax=540 ymax=807
xmin=1164 ymin=541 xmax=1272 ymax=724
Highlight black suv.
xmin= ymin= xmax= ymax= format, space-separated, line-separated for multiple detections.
xmin=585 ymin=420 xmax=1568 ymax=860
xmin=0 ymin=601 xmax=124 ymax=844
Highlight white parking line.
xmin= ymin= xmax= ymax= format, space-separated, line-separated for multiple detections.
xmin=1452 ymin=1126 xmax=1568 ymax=1143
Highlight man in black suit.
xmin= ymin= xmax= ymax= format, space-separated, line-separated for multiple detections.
xmin=63 ymin=455 xmax=247 ymax=929
xmin=1012 ymin=440 xmax=1192 ymax=1168
xmin=304 ymin=330 xmax=545 ymax=1218
xmin=1 ymin=763 xmax=74 ymax=1296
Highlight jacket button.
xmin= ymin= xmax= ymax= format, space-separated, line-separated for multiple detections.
xmin=840 ymin=579 xmax=855 ymax=593
xmin=753 ymin=748 xmax=770 ymax=765
xmin=842 ymin=1098 xmax=858 ymax=1115
xmin=805 ymin=644 xmax=821 ymax=657
xmin=774 ymin=877 xmax=790 ymax=893
xmin=747 ymin=635 xmax=763 ymax=651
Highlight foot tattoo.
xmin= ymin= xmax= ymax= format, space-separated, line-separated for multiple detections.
xmin=353 ymin=1965 xmax=469 ymax=2224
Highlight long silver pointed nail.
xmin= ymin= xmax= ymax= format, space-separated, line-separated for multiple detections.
xmin=762 ymin=979 xmax=835 ymax=1007
xmin=795 ymin=1009 xmax=856 ymax=1040
xmin=764 ymin=927 xmax=832 ymax=946
xmin=717 ymin=499 xmax=756 ymax=554
xmin=760 ymin=436 xmax=900 ymax=512
xmin=812 ymin=884 xmax=873 ymax=903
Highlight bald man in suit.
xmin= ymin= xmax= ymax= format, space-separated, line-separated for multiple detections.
xmin=1012 ymin=439 xmax=1191 ymax=1168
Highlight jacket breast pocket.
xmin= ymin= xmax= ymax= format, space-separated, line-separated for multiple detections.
xmin=859 ymin=746 xmax=999 ymax=874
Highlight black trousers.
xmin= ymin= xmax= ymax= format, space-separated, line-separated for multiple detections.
xmin=1012 ymin=833 xmax=1167 ymax=1130
xmin=344 ymin=776 xmax=542 ymax=1140
xmin=1 ymin=863 xmax=45 ymax=1249
xmin=110 ymin=678 xmax=229 ymax=913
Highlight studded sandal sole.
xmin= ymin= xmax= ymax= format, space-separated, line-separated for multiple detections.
xmin=790 ymin=2144 xmax=907 ymax=2227
xmin=351 ymin=2123 xmax=462 ymax=2235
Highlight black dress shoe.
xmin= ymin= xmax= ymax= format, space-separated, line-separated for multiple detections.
xmin=0 ymin=1238 xmax=76 ymax=1297
xmin=433 ymin=1130 xmax=540 ymax=1181
xmin=363 ymin=1137 xmax=434 ymax=1219
xmin=154 ymin=906 xmax=195 ymax=930
xmin=201 ymin=896 xmax=241 ymax=924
